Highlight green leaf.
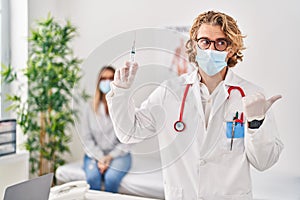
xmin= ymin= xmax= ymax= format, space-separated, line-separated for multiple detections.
xmin=1 ymin=63 xmax=17 ymax=83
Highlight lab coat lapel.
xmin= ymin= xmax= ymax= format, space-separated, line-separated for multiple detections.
xmin=184 ymin=70 xmax=205 ymax=122
xmin=191 ymin=82 xmax=206 ymax=122
xmin=209 ymin=69 xmax=239 ymax=122
xmin=197 ymin=84 xmax=228 ymax=156
xmin=200 ymin=69 xmax=235 ymax=155
xmin=208 ymin=84 xmax=228 ymax=123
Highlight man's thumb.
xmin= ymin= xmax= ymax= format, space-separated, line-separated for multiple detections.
xmin=266 ymin=95 xmax=282 ymax=110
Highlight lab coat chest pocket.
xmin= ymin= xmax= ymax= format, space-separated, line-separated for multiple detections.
xmin=222 ymin=121 xmax=245 ymax=152
xmin=222 ymin=105 xmax=245 ymax=152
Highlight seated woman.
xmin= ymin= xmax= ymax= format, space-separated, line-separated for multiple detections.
xmin=80 ymin=65 xmax=131 ymax=192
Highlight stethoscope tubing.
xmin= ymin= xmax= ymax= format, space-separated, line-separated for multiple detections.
xmin=174 ymin=84 xmax=192 ymax=132
xmin=179 ymin=84 xmax=192 ymax=122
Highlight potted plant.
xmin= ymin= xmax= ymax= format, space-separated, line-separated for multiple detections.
xmin=1 ymin=14 xmax=88 ymax=180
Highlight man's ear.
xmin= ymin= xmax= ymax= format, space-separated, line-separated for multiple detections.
xmin=226 ymin=47 xmax=236 ymax=61
xmin=227 ymin=47 xmax=236 ymax=58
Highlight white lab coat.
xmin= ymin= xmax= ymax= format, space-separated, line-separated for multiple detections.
xmin=106 ymin=69 xmax=283 ymax=200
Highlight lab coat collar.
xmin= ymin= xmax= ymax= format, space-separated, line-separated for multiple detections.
xmin=182 ymin=67 xmax=243 ymax=117
xmin=224 ymin=68 xmax=240 ymax=87
xmin=183 ymin=69 xmax=205 ymax=122
xmin=208 ymin=68 xmax=243 ymax=120
xmin=184 ymin=69 xmax=199 ymax=85
xmin=208 ymin=67 xmax=245 ymax=132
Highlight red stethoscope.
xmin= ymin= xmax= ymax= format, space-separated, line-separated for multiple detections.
xmin=174 ymin=84 xmax=245 ymax=132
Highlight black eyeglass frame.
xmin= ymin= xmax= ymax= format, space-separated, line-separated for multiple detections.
xmin=196 ymin=37 xmax=231 ymax=51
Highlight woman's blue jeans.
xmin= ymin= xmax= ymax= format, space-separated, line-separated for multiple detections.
xmin=83 ymin=153 xmax=131 ymax=192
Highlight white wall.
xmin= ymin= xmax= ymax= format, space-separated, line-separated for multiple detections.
xmin=0 ymin=1 xmax=29 ymax=197
xmin=9 ymin=0 xmax=29 ymax=152
xmin=27 ymin=0 xmax=300 ymax=176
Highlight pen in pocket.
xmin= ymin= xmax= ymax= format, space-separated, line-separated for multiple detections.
xmin=230 ymin=111 xmax=239 ymax=151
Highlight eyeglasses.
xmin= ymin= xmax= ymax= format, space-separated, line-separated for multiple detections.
xmin=196 ymin=37 xmax=231 ymax=51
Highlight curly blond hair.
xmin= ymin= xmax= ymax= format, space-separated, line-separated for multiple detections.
xmin=186 ymin=11 xmax=246 ymax=68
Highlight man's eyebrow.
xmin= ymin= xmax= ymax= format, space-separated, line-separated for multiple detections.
xmin=215 ymin=37 xmax=227 ymax=40
xmin=196 ymin=37 xmax=227 ymax=40
xmin=197 ymin=36 xmax=209 ymax=39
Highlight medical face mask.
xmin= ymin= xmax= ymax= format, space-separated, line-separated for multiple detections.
xmin=196 ymin=48 xmax=228 ymax=76
xmin=99 ymin=80 xmax=111 ymax=94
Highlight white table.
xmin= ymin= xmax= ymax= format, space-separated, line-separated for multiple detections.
xmin=85 ymin=190 xmax=162 ymax=200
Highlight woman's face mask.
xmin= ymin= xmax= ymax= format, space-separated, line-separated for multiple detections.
xmin=195 ymin=48 xmax=228 ymax=76
xmin=99 ymin=80 xmax=111 ymax=94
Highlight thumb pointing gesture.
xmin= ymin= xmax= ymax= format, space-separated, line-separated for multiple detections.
xmin=243 ymin=93 xmax=282 ymax=121
xmin=266 ymin=95 xmax=282 ymax=111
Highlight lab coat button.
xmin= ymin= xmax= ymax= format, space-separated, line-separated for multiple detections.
xmin=198 ymin=197 xmax=205 ymax=200
xmin=199 ymin=159 xmax=206 ymax=166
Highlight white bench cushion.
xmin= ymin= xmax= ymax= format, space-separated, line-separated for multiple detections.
xmin=55 ymin=156 xmax=164 ymax=199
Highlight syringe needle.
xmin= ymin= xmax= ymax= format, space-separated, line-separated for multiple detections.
xmin=130 ymin=40 xmax=135 ymax=63
xmin=129 ymin=32 xmax=136 ymax=76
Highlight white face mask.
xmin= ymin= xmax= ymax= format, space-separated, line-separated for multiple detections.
xmin=196 ymin=48 xmax=228 ymax=76
xmin=99 ymin=80 xmax=111 ymax=94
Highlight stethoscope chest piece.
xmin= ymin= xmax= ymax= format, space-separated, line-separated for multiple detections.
xmin=174 ymin=121 xmax=185 ymax=132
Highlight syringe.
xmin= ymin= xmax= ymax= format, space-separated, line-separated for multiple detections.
xmin=130 ymin=37 xmax=136 ymax=63
xmin=129 ymin=33 xmax=136 ymax=75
